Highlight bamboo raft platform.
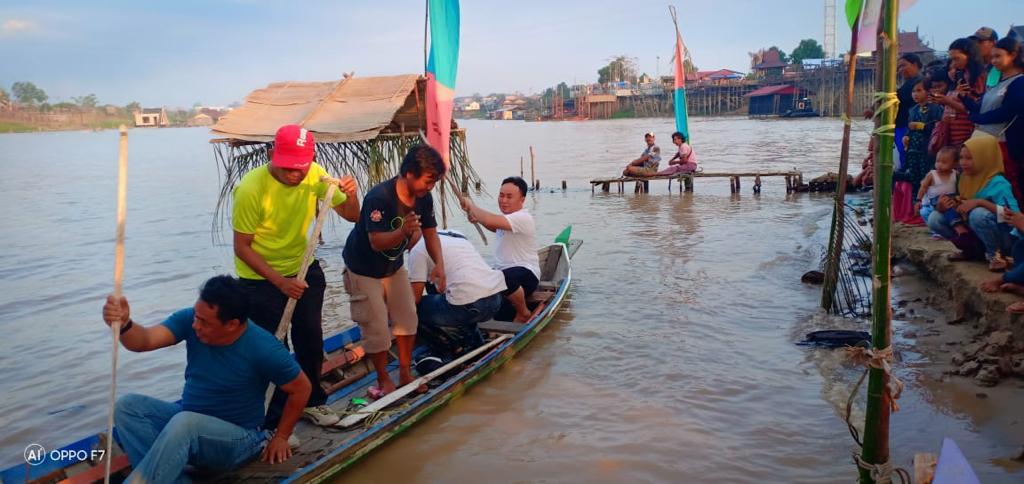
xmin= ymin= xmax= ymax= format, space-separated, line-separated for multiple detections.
xmin=589 ymin=170 xmax=804 ymax=194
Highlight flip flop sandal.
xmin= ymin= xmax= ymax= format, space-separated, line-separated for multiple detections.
xmin=947 ymin=252 xmax=968 ymax=262
xmin=1006 ymin=301 xmax=1024 ymax=314
xmin=366 ymin=386 xmax=388 ymax=400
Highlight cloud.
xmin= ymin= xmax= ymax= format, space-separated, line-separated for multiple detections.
xmin=1 ymin=19 xmax=37 ymax=37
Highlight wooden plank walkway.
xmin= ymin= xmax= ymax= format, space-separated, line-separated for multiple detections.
xmin=589 ymin=170 xmax=804 ymax=194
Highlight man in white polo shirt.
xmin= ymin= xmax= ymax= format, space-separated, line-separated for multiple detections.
xmin=407 ymin=230 xmax=506 ymax=356
xmin=460 ymin=176 xmax=540 ymax=322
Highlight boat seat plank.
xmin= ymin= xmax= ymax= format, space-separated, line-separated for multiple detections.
xmin=479 ymin=320 xmax=525 ymax=334
xmin=61 ymin=455 xmax=130 ymax=484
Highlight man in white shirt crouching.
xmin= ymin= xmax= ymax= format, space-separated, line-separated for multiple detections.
xmin=407 ymin=230 xmax=507 ymax=356
xmin=460 ymin=176 xmax=540 ymax=322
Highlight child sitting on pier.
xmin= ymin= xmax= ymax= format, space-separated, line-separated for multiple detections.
xmin=656 ymin=131 xmax=698 ymax=175
xmin=915 ymin=146 xmax=960 ymax=222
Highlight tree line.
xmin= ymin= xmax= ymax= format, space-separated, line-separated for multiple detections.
xmin=0 ymin=81 xmax=146 ymax=115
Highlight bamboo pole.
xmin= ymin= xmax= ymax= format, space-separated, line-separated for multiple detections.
xmin=104 ymin=125 xmax=128 ymax=484
xmin=264 ymin=179 xmax=338 ymax=409
xmin=859 ymin=1 xmax=897 ymax=482
xmin=821 ymin=17 xmax=862 ymax=311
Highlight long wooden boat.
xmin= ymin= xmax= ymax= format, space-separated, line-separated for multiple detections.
xmin=1 ymin=238 xmax=580 ymax=484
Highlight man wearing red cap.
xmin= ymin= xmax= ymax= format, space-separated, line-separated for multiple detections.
xmin=233 ymin=124 xmax=359 ymax=427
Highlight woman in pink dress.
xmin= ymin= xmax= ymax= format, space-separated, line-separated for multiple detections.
xmin=657 ymin=131 xmax=698 ymax=175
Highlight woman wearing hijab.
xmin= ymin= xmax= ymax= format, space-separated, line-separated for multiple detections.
xmin=928 ymin=134 xmax=1019 ymax=271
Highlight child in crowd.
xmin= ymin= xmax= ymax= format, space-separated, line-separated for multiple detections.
xmin=656 ymin=131 xmax=698 ymax=175
xmin=904 ymin=79 xmax=944 ymax=196
xmin=915 ymin=146 xmax=960 ymax=223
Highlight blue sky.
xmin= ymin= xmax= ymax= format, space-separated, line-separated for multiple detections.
xmin=1 ymin=0 xmax=1019 ymax=107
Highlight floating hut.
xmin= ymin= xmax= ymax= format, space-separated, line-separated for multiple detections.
xmin=209 ymin=73 xmax=480 ymax=224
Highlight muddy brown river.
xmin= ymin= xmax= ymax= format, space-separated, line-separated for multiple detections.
xmin=1 ymin=117 xmax=1020 ymax=482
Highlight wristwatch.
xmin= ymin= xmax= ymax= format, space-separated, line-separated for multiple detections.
xmin=120 ymin=319 xmax=134 ymax=335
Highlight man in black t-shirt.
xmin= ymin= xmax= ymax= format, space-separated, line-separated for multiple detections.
xmin=342 ymin=145 xmax=446 ymax=396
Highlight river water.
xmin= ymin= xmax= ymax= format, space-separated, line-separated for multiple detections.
xmin=0 ymin=117 xmax=1020 ymax=482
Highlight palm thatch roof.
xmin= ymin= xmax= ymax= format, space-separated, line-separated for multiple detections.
xmin=209 ymin=73 xmax=480 ymax=233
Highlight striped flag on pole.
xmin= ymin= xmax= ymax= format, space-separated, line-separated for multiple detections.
xmin=425 ymin=0 xmax=460 ymax=171
xmin=669 ymin=5 xmax=690 ymax=141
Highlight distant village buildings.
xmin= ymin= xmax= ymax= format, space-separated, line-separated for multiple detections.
xmin=133 ymin=107 xmax=169 ymax=127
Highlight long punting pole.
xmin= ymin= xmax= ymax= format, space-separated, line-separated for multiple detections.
xmin=859 ymin=1 xmax=897 ymax=482
xmin=104 ymin=125 xmax=128 ymax=484
xmin=821 ymin=17 xmax=862 ymax=311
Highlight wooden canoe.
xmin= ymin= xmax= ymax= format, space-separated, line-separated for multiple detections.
xmin=1 ymin=238 xmax=580 ymax=484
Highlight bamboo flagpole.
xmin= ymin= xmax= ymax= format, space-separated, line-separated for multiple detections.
xmin=859 ymin=0 xmax=898 ymax=482
xmin=264 ymin=178 xmax=339 ymax=408
xmin=104 ymin=125 xmax=128 ymax=484
xmin=821 ymin=16 xmax=862 ymax=312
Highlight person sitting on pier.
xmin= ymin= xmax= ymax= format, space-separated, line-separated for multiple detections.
xmin=656 ymin=131 xmax=698 ymax=176
xmin=106 ymin=276 xmax=311 ymax=482
xmin=460 ymin=176 xmax=541 ymax=323
xmin=622 ymin=132 xmax=661 ymax=176
xmin=979 ymin=206 xmax=1024 ymax=313
xmin=407 ymin=230 xmax=506 ymax=359
xmin=928 ymin=134 xmax=1019 ymax=271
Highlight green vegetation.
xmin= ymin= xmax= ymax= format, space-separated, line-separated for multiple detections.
xmin=0 ymin=121 xmax=36 ymax=133
xmin=790 ymin=38 xmax=826 ymax=65
xmin=610 ymin=108 xmax=635 ymax=119
xmin=11 ymin=81 xmax=47 ymax=105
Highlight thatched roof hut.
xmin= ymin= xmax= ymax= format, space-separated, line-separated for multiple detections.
xmin=210 ymin=73 xmax=479 ymax=227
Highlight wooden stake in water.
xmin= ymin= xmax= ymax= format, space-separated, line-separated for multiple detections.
xmin=105 ymin=125 xmax=128 ymax=484
xmin=821 ymin=16 xmax=862 ymax=312
xmin=529 ymin=146 xmax=536 ymax=190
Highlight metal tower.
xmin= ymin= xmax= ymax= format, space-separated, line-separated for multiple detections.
xmin=824 ymin=0 xmax=836 ymax=58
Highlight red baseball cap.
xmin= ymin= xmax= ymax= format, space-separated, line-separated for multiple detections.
xmin=271 ymin=124 xmax=315 ymax=169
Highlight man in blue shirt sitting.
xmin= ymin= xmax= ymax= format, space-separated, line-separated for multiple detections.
xmin=103 ymin=275 xmax=311 ymax=482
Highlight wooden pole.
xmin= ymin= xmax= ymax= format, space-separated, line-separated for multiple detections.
xmin=104 ymin=125 xmax=128 ymax=484
xmin=265 ymin=179 xmax=338 ymax=409
xmin=821 ymin=16 xmax=862 ymax=311
xmin=529 ymin=146 xmax=536 ymax=190
xmin=860 ymin=1 xmax=897 ymax=482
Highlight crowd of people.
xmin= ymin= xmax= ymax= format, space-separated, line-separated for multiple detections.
xmin=879 ymin=27 xmax=1024 ymax=309
xmin=100 ymin=126 xmax=542 ymax=481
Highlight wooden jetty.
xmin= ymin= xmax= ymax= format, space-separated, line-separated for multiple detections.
xmin=589 ymin=170 xmax=804 ymax=194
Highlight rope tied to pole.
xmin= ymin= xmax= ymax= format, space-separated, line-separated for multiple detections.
xmin=845 ymin=345 xmax=904 ymax=411
xmin=871 ymin=91 xmax=899 ymax=137
xmin=853 ymin=453 xmax=910 ymax=484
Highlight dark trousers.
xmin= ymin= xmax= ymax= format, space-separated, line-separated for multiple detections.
xmin=495 ymin=267 xmax=540 ymax=321
xmin=240 ymin=260 xmax=327 ymax=427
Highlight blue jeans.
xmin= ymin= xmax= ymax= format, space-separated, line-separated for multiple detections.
xmin=928 ymin=207 xmax=1015 ymax=258
xmin=1005 ymin=239 xmax=1024 ymax=285
xmin=115 ymin=394 xmax=266 ymax=483
xmin=417 ymin=293 xmax=502 ymax=355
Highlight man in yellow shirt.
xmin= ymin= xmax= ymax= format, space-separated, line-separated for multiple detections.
xmin=233 ymin=124 xmax=359 ymax=427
